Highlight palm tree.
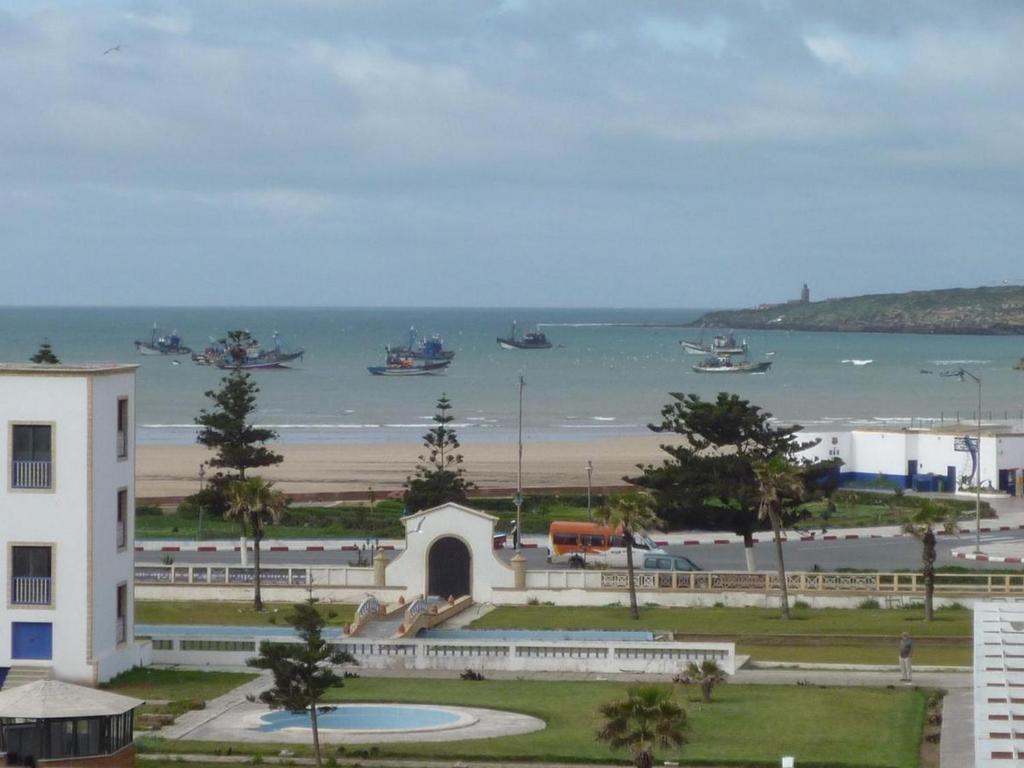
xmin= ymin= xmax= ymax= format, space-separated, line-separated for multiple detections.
xmin=597 ymin=686 xmax=687 ymax=768
xmin=597 ymin=492 xmax=662 ymax=620
xmin=752 ymin=455 xmax=805 ymax=620
xmin=904 ymin=500 xmax=959 ymax=622
xmin=226 ymin=476 xmax=288 ymax=611
xmin=674 ymin=660 xmax=727 ymax=703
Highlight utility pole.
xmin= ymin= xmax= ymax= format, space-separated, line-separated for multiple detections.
xmin=586 ymin=460 xmax=594 ymax=521
xmin=946 ymin=368 xmax=983 ymax=554
xmin=514 ymin=373 xmax=525 ymax=550
xmin=197 ymin=462 xmax=206 ymax=542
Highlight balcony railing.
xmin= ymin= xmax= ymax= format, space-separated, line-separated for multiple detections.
xmin=116 ymin=431 xmax=127 ymax=458
xmin=12 ymin=460 xmax=52 ymax=489
xmin=12 ymin=576 xmax=52 ymax=605
xmin=116 ymin=521 xmax=127 ymax=549
xmin=116 ymin=616 xmax=126 ymax=644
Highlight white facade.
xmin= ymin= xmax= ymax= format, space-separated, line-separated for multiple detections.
xmin=386 ymin=503 xmax=515 ymax=602
xmin=801 ymin=426 xmax=1024 ymax=494
xmin=0 ymin=364 xmax=148 ymax=685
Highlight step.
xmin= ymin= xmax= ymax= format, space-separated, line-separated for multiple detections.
xmin=1 ymin=665 xmax=52 ymax=690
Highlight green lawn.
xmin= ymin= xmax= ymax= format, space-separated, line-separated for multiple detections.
xmin=140 ymin=678 xmax=927 ymax=767
xmin=475 ymin=604 xmax=972 ymax=637
xmin=136 ymin=600 xmax=354 ymax=626
xmin=101 ymin=667 xmax=255 ymax=702
xmin=476 ymin=605 xmax=971 ymax=667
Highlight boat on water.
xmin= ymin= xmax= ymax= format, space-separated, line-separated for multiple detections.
xmin=390 ymin=327 xmax=456 ymax=361
xmin=692 ymin=355 xmax=772 ymax=374
xmin=497 ymin=321 xmax=552 ymax=350
xmin=680 ymin=332 xmax=747 ymax=356
xmin=217 ymin=332 xmax=304 ymax=370
xmin=135 ymin=325 xmax=191 ymax=356
xmin=368 ymin=348 xmax=451 ymax=376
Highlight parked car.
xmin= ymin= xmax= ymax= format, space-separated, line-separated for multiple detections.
xmin=640 ymin=554 xmax=702 ymax=572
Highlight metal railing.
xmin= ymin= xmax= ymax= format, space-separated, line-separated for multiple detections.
xmin=11 ymin=460 xmax=52 ymax=490
xmin=116 ymin=617 xmax=126 ymax=644
xmin=116 ymin=520 xmax=127 ymax=550
xmin=116 ymin=431 xmax=127 ymax=459
xmin=12 ymin=576 xmax=52 ymax=605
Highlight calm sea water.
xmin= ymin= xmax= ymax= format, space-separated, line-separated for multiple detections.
xmin=2 ymin=306 xmax=1023 ymax=444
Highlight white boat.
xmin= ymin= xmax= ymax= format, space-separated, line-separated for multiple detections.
xmin=680 ymin=333 xmax=747 ymax=356
xmin=692 ymin=355 xmax=772 ymax=374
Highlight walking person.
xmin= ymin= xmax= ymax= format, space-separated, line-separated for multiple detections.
xmin=899 ymin=632 xmax=913 ymax=683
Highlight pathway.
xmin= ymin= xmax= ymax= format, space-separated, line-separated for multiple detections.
xmin=158 ymin=670 xmax=272 ymax=740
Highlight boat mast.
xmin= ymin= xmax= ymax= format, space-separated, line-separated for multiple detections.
xmin=514 ymin=373 xmax=524 ymax=550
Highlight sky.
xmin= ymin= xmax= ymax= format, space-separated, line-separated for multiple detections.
xmin=1 ymin=1 xmax=1022 ymax=308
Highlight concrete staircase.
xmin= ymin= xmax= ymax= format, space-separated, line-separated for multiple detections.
xmin=1 ymin=665 xmax=51 ymax=690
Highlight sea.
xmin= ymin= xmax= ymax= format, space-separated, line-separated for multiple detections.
xmin=2 ymin=306 xmax=1023 ymax=446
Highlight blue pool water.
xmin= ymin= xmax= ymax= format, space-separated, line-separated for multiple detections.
xmin=417 ymin=628 xmax=654 ymax=641
xmin=135 ymin=624 xmax=345 ymax=639
xmin=259 ymin=705 xmax=462 ymax=732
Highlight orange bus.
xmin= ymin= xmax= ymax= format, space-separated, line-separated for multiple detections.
xmin=546 ymin=521 xmax=665 ymax=568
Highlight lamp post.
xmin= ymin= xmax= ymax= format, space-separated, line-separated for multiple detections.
xmin=586 ymin=460 xmax=594 ymax=521
xmin=514 ymin=374 xmax=525 ymax=550
xmin=197 ymin=462 xmax=206 ymax=542
xmin=945 ymin=368 xmax=983 ymax=554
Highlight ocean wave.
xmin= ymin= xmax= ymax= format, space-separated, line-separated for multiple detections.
xmin=929 ymin=359 xmax=991 ymax=365
xmin=592 ymin=416 xmax=616 ymax=421
xmin=556 ymin=423 xmax=639 ymax=429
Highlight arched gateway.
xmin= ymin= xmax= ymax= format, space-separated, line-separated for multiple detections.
xmin=427 ymin=536 xmax=471 ymax=598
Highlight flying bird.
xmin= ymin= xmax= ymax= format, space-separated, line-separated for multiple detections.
xmin=103 ymin=45 xmax=123 ymax=55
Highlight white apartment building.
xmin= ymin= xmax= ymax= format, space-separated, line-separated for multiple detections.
xmin=0 ymin=364 xmax=149 ymax=686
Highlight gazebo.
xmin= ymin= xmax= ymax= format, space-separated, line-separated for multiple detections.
xmin=0 ymin=680 xmax=141 ymax=767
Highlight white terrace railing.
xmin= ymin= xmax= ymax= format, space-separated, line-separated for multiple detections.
xmin=134 ymin=565 xmax=376 ymax=588
xmin=11 ymin=576 xmax=51 ymax=605
xmin=11 ymin=460 xmax=52 ymax=490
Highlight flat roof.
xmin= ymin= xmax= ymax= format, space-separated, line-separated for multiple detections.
xmin=0 ymin=363 xmax=138 ymax=377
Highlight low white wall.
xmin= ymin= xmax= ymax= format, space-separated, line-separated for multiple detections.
xmin=136 ymin=584 xmax=404 ymax=604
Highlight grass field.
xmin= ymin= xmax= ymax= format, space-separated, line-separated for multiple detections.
xmin=101 ymin=667 xmax=255 ymax=702
xmin=475 ymin=604 xmax=971 ymax=666
xmin=140 ymin=678 xmax=927 ymax=767
xmin=135 ymin=600 xmax=355 ymax=626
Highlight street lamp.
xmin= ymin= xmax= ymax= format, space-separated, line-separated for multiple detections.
xmin=944 ymin=368 xmax=983 ymax=554
xmin=197 ymin=462 xmax=206 ymax=542
xmin=514 ymin=374 xmax=525 ymax=550
xmin=586 ymin=460 xmax=594 ymax=521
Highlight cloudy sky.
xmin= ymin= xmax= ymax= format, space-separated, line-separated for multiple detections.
xmin=2 ymin=1 xmax=1022 ymax=307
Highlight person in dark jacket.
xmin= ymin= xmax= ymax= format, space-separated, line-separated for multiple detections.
xmin=899 ymin=632 xmax=913 ymax=682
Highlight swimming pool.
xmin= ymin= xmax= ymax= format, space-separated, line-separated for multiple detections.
xmin=417 ymin=628 xmax=655 ymax=641
xmin=257 ymin=704 xmax=474 ymax=733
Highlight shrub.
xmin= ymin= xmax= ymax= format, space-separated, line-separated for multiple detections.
xmin=858 ymin=598 xmax=881 ymax=610
xmin=135 ymin=504 xmax=164 ymax=517
xmin=793 ymin=600 xmax=811 ymax=610
xmin=527 ymin=597 xmax=540 ymax=606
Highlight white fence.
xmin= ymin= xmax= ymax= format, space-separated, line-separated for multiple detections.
xmin=146 ymin=630 xmax=735 ymax=675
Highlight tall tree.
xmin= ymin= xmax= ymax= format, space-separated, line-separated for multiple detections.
xmin=196 ymin=368 xmax=283 ymax=480
xmin=403 ymin=393 xmax=475 ymax=512
xmin=629 ymin=392 xmax=836 ymax=572
xmin=226 ymin=477 xmax=288 ymax=611
xmin=597 ymin=492 xmax=662 ymax=620
xmin=30 ymin=340 xmax=59 ymax=364
xmin=597 ymin=686 xmax=687 ymax=768
xmin=248 ymin=600 xmax=357 ymax=768
xmin=903 ymin=501 xmax=958 ymax=622
xmin=753 ymin=455 xmax=806 ymax=620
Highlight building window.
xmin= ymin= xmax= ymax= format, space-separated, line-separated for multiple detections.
xmin=116 ymin=584 xmax=127 ymax=644
xmin=11 ymin=545 xmax=52 ymax=606
xmin=116 ymin=398 xmax=129 ymax=459
xmin=11 ymin=424 xmax=52 ymax=489
xmin=116 ymin=489 xmax=128 ymax=550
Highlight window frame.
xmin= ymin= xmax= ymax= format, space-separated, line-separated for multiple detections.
xmin=115 ymin=397 xmax=129 ymax=461
xmin=8 ymin=421 xmax=56 ymax=493
xmin=116 ymin=488 xmax=129 ymax=551
xmin=7 ymin=542 xmax=56 ymax=610
xmin=115 ymin=582 xmax=128 ymax=646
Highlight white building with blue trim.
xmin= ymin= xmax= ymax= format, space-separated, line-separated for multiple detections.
xmin=0 ymin=364 xmax=149 ymax=687
xmin=800 ymin=424 xmax=1024 ymax=495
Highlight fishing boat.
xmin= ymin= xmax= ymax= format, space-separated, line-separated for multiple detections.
xmin=210 ymin=331 xmax=304 ymax=370
xmin=390 ymin=327 xmax=456 ymax=361
xmin=135 ymin=325 xmax=192 ymax=356
xmin=680 ymin=332 xmax=747 ymax=356
xmin=368 ymin=348 xmax=451 ymax=376
xmin=497 ymin=321 xmax=552 ymax=350
xmin=692 ymin=355 xmax=772 ymax=374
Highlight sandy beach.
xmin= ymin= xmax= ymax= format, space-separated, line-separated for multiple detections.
xmin=137 ymin=435 xmax=674 ymax=500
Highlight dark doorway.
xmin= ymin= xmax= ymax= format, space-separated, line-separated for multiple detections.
xmin=427 ymin=537 xmax=471 ymax=599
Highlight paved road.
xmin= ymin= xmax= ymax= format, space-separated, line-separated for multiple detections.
xmin=136 ymin=529 xmax=1024 ymax=571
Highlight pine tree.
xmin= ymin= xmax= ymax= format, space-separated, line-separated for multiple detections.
xmin=247 ymin=600 xmax=357 ymax=768
xmin=403 ymin=393 xmax=475 ymax=512
xmin=30 ymin=340 xmax=59 ymax=364
xmin=195 ymin=369 xmax=283 ymax=481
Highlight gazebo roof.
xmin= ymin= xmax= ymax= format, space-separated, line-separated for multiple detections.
xmin=0 ymin=681 xmax=142 ymax=719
